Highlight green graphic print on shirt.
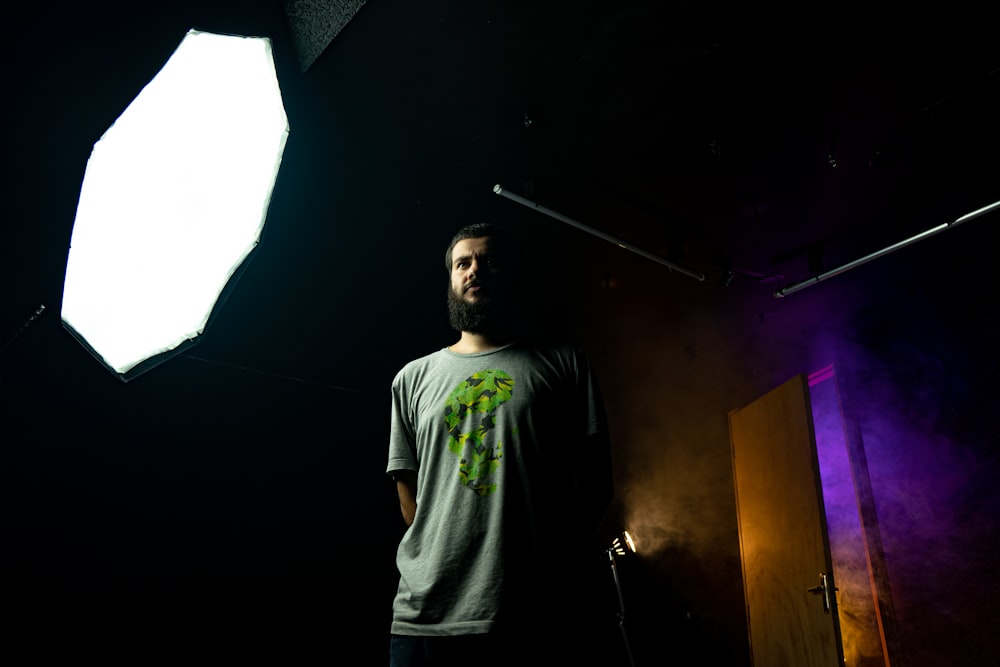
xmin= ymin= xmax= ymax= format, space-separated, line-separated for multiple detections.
xmin=444 ymin=369 xmax=515 ymax=496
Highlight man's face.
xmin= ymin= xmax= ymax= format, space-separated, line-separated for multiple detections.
xmin=447 ymin=236 xmax=513 ymax=333
xmin=449 ymin=236 xmax=503 ymax=301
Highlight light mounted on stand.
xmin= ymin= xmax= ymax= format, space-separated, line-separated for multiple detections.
xmin=610 ymin=530 xmax=637 ymax=557
xmin=606 ymin=529 xmax=637 ymax=667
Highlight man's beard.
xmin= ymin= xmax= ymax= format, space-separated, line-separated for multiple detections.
xmin=447 ymin=284 xmax=513 ymax=334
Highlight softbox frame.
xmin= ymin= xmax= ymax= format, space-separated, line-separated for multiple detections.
xmin=61 ymin=28 xmax=289 ymax=382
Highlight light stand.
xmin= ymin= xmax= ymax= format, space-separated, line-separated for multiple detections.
xmin=607 ymin=530 xmax=637 ymax=667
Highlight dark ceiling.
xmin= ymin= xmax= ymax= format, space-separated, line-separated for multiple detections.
xmin=3 ymin=2 xmax=999 ymax=380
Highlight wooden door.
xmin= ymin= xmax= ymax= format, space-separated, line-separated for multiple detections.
xmin=729 ymin=373 xmax=845 ymax=666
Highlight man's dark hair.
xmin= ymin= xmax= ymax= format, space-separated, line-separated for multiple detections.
xmin=444 ymin=222 xmax=522 ymax=274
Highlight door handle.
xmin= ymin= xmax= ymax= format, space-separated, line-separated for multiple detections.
xmin=807 ymin=572 xmax=838 ymax=613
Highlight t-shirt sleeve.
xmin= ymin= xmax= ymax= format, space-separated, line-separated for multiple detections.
xmin=387 ymin=372 xmax=419 ymax=475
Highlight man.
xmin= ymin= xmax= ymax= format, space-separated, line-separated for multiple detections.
xmin=386 ymin=222 xmax=614 ymax=666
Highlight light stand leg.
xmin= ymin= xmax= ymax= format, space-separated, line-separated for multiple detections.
xmin=608 ymin=550 xmax=636 ymax=667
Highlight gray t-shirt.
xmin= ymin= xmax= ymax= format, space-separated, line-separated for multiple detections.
xmin=387 ymin=342 xmax=606 ymax=636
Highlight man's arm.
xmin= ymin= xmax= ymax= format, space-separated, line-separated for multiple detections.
xmin=393 ymin=469 xmax=418 ymax=527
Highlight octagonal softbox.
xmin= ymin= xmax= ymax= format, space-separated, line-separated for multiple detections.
xmin=61 ymin=29 xmax=289 ymax=381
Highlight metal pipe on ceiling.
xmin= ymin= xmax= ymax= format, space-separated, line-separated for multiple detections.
xmin=493 ymin=184 xmax=706 ymax=282
xmin=774 ymin=199 xmax=1000 ymax=298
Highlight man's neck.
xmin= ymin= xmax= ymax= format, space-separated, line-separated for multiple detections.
xmin=449 ymin=330 xmax=512 ymax=354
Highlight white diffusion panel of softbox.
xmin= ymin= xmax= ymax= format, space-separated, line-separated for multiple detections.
xmin=61 ymin=29 xmax=289 ymax=382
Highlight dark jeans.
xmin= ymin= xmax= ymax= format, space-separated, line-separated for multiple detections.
xmin=389 ymin=633 xmax=552 ymax=667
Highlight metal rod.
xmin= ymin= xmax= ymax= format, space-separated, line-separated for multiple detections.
xmin=608 ymin=550 xmax=637 ymax=667
xmin=494 ymin=184 xmax=706 ymax=282
xmin=1 ymin=304 xmax=46 ymax=355
xmin=774 ymin=199 xmax=1000 ymax=298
